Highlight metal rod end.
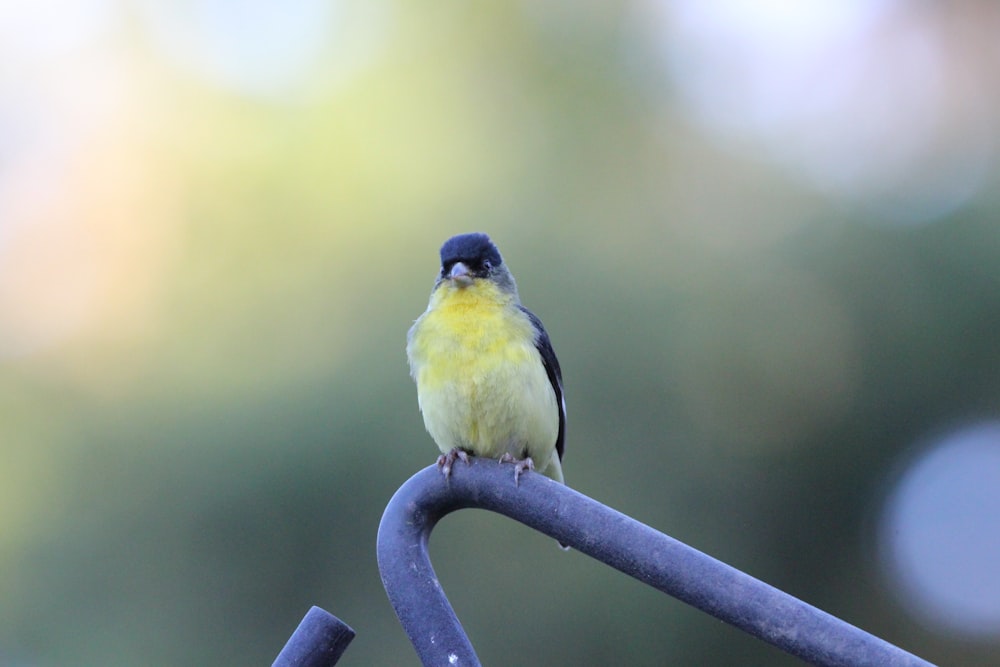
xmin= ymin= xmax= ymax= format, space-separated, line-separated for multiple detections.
xmin=272 ymin=605 xmax=356 ymax=667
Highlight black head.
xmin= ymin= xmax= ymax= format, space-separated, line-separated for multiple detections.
xmin=439 ymin=232 xmax=504 ymax=279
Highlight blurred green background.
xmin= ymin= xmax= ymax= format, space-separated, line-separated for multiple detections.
xmin=2 ymin=1 xmax=1000 ymax=665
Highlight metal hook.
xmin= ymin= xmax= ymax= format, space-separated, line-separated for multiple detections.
xmin=377 ymin=457 xmax=935 ymax=667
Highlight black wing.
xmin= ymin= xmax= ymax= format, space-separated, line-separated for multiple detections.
xmin=520 ymin=306 xmax=566 ymax=461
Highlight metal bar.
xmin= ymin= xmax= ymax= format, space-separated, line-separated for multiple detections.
xmin=272 ymin=606 xmax=355 ymax=667
xmin=377 ymin=457 xmax=936 ymax=667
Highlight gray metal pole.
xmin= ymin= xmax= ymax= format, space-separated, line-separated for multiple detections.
xmin=377 ymin=457 xmax=935 ymax=667
xmin=272 ymin=606 xmax=355 ymax=667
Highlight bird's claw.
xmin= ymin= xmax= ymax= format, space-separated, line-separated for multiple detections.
xmin=437 ymin=448 xmax=471 ymax=478
xmin=499 ymin=453 xmax=534 ymax=486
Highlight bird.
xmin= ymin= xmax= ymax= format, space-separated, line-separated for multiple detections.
xmin=406 ymin=232 xmax=565 ymax=486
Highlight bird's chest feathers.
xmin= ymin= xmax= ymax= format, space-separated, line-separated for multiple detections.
xmin=407 ymin=282 xmax=558 ymax=459
xmin=414 ymin=288 xmax=538 ymax=381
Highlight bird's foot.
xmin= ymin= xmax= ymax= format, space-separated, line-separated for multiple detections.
xmin=437 ymin=448 xmax=471 ymax=478
xmin=499 ymin=453 xmax=534 ymax=486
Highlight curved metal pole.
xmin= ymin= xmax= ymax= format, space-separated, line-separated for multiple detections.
xmin=377 ymin=457 xmax=935 ymax=667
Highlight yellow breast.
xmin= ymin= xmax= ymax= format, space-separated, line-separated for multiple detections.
xmin=406 ymin=280 xmax=559 ymax=469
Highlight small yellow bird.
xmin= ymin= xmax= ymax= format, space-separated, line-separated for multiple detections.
xmin=406 ymin=233 xmax=565 ymax=484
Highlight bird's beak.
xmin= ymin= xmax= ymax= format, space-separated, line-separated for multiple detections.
xmin=448 ymin=262 xmax=474 ymax=287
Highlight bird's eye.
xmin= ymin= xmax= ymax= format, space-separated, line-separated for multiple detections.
xmin=482 ymin=260 xmax=493 ymax=271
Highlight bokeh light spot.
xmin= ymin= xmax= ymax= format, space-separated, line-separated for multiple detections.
xmin=642 ymin=0 xmax=998 ymax=225
xmin=137 ymin=0 xmax=385 ymax=99
xmin=880 ymin=422 xmax=1000 ymax=638
xmin=0 ymin=0 xmax=115 ymax=62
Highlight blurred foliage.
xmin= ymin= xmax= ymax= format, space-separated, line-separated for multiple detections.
xmin=2 ymin=1 xmax=1000 ymax=665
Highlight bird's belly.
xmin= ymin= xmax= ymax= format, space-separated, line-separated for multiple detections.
xmin=415 ymin=339 xmax=558 ymax=466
